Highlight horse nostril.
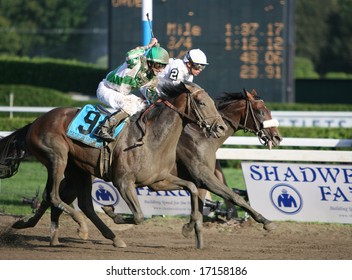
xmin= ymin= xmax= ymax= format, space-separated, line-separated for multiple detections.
xmin=217 ymin=125 xmax=227 ymax=132
xmin=274 ymin=135 xmax=283 ymax=144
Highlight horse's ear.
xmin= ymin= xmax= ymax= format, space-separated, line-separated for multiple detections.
xmin=251 ymin=89 xmax=257 ymax=97
xmin=182 ymin=81 xmax=193 ymax=93
xmin=243 ymin=88 xmax=254 ymax=101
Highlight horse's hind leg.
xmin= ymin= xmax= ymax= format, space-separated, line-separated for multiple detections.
xmin=49 ymin=175 xmax=85 ymax=246
xmin=12 ymin=199 xmax=51 ymax=229
xmin=28 ymin=135 xmax=85 ymax=232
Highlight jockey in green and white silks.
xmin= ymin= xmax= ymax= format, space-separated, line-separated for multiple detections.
xmin=96 ymin=38 xmax=169 ymax=116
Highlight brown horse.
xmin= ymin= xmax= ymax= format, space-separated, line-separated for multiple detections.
xmin=0 ymin=81 xmax=227 ymax=249
xmin=11 ymin=88 xmax=281 ymax=246
xmin=111 ymin=89 xmax=281 ymax=228
xmin=177 ymin=89 xmax=282 ymax=225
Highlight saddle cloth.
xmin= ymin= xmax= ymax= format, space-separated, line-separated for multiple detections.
xmin=66 ymin=104 xmax=126 ymax=148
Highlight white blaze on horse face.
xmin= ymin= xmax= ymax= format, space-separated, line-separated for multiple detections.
xmin=263 ymin=119 xmax=279 ymax=128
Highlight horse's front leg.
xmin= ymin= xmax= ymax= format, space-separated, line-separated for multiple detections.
xmin=149 ymin=175 xmax=203 ymax=249
xmin=74 ymin=171 xmax=126 ymax=248
xmin=195 ymin=167 xmax=275 ymax=231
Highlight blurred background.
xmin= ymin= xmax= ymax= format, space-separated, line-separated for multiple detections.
xmin=0 ymin=0 xmax=352 ymax=102
xmin=0 ymin=0 xmax=351 ymax=216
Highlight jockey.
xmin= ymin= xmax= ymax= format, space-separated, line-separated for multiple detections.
xmin=159 ymin=49 xmax=238 ymax=219
xmin=96 ymin=38 xmax=169 ymax=142
xmin=158 ymin=48 xmax=208 ymax=86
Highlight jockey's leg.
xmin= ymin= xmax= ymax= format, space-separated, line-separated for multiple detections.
xmin=95 ymin=111 xmax=129 ymax=142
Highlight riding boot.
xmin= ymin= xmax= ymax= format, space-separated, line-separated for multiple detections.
xmin=95 ymin=111 xmax=129 ymax=142
xmin=97 ymin=117 xmax=115 ymax=142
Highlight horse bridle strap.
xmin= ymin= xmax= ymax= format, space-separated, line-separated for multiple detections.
xmin=160 ymin=91 xmax=214 ymax=127
xmin=156 ymin=91 xmax=222 ymax=137
xmin=237 ymin=97 xmax=279 ymax=145
xmin=162 ymin=99 xmax=198 ymax=123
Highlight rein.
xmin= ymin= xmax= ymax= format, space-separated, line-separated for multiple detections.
xmin=158 ymin=90 xmax=222 ymax=137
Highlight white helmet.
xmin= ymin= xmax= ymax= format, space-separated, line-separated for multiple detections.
xmin=183 ymin=49 xmax=208 ymax=65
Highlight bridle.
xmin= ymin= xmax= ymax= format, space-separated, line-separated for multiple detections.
xmin=158 ymin=89 xmax=223 ymax=137
xmin=222 ymin=93 xmax=279 ymax=145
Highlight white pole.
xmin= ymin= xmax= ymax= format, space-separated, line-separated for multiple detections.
xmin=9 ymin=92 xmax=14 ymax=119
xmin=142 ymin=0 xmax=153 ymax=46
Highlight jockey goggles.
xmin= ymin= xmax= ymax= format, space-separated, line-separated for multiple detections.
xmin=191 ymin=63 xmax=206 ymax=70
xmin=152 ymin=62 xmax=167 ymax=69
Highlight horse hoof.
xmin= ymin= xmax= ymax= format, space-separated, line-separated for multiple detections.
xmin=196 ymin=241 xmax=204 ymax=249
xmin=134 ymin=216 xmax=144 ymax=225
xmin=113 ymin=215 xmax=127 ymax=224
xmin=50 ymin=241 xmax=61 ymax=246
xmin=77 ymin=229 xmax=89 ymax=240
xmin=113 ymin=237 xmax=127 ymax=248
xmin=264 ymin=222 xmax=277 ymax=231
xmin=12 ymin=217 xmax=35 ymax=229
xmin=12 ymin=220 xmax=26 ymax=229
xmin=182 ymin=223 xmax=193 ymax=238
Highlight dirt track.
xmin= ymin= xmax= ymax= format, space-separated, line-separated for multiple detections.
xmin=0 ymin=213 xmax=351 ymax=260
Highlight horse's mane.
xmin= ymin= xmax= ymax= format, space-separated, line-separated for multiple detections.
xmin=159 ymin=80 xmax=199 ymax=99
xmin=142 ymin=81 xmax=199 ymax=122
xmin=215 ymin=91 xmax=262 ymax=109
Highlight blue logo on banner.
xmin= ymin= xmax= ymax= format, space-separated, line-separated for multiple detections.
xmin=92 ymin=179 xmax=119 ymax=206
xmin=270 ymin=184 xmax=303 ymax=215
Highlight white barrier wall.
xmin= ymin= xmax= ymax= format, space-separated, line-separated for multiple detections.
xmin=272 ymin=111 xmax=352 ymax=127
xmin=242 ymin=162 xmax=352 ymax=224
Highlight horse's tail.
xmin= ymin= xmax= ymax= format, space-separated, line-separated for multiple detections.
xmin=0 ymin=123 xmax=32 ymax=179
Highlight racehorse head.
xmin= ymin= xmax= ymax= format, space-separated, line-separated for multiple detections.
xmin=160 ymin=81 xmax=227 ymax=138
xmin=216 ymin=89 xmax=282 ymax=149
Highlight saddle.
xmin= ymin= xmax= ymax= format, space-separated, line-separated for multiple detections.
xmin=100 ymin=108 xmax=150 ymax=181
xmin=66 ymin=104 xmax=150 ymax=181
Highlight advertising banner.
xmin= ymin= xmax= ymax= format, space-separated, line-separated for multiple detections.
xmin=73 ymin=179 xmax=192 ymax=216
xmin=241 ymin=162 xmax=352 ymax=223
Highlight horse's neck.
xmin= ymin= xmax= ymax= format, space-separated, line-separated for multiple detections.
xmin=215 ymin=100 xmax=246 ymax=148
xmin=211 ymin=110 xmax=241 ymax=150
xmin=212 ymin=119 xmax=236 ymax=150
xmin=146 ymin=106 xmax=183 ymax=149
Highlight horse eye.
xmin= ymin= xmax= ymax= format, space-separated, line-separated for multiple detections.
xmin=257 ymin=110 xmax=265 ymax=117
xmin=198 ymin=101 xmax=206 ymax=106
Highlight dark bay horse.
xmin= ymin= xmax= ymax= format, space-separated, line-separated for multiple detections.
xmin=0 ymin=81 xmax=227 ymax=249
xmin=112 ymin=89 xmax=281 ymax=229
xmin=11 ymin=88 xmax=281 ymax=246
xmin=176 ymin=89 xmax=282 ymax=226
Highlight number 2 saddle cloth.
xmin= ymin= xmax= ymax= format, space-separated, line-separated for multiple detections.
xmin=66 ymin=104 xmax=127 ymax=148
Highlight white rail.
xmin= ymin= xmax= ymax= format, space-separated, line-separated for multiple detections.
xmin=1 ymin=106 xmax=352 ymax=127
xmin=217 ymin=136 xmax=352 ymax=163
xmin=1 ymin=130 xmax=350 ymax=163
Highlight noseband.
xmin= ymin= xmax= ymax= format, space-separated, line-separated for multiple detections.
xmin=162 ymin=90 xmax=222 ymax=137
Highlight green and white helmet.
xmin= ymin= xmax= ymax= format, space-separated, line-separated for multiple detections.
xmin=146 ymin=46 xmax=169 ymax=64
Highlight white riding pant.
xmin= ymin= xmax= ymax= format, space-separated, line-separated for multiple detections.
xmin=96 ymin=80 xmax=146 ymax=115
